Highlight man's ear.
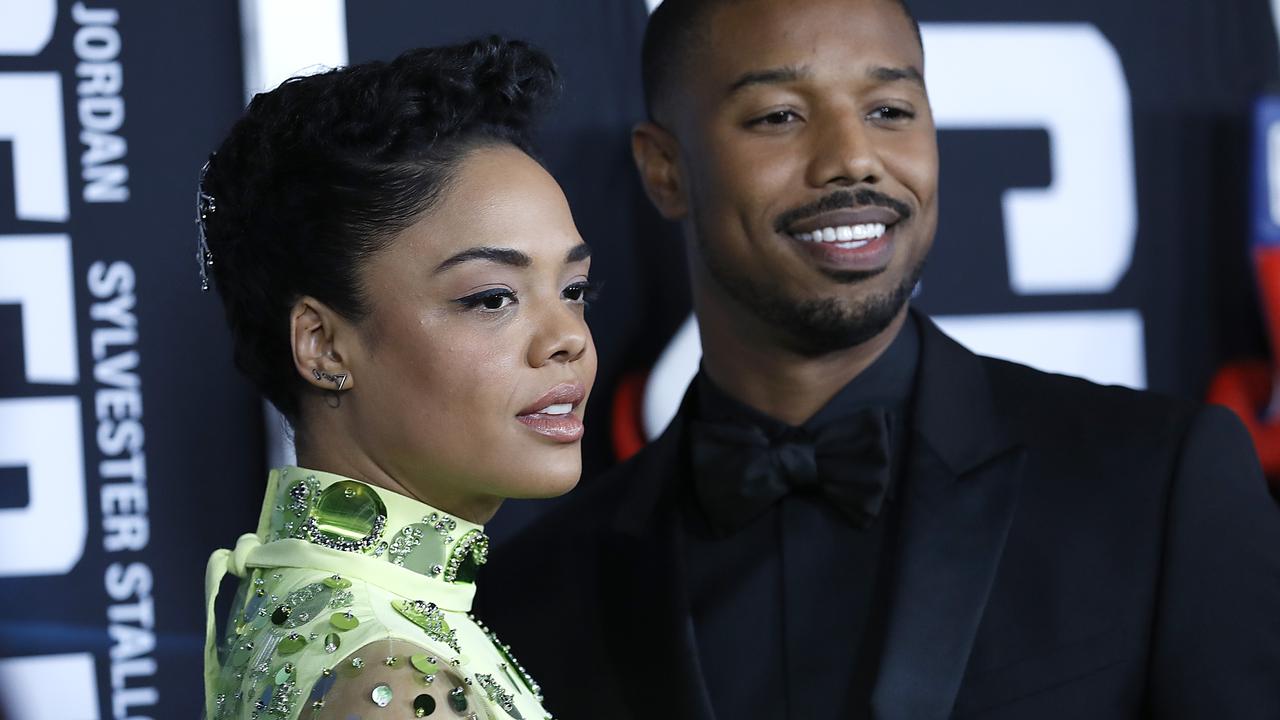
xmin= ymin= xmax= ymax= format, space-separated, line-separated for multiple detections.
xmin=291 ymin=296 xmax=356 ymax=392
xmin=632 ymin=121 xmax=689 ymax=221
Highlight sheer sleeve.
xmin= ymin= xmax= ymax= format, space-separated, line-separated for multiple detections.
xmin=297 ymin=638 xmax=489 ymax=719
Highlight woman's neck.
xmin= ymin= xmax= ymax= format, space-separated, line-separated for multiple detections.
xmin=293 ymin=414 xmax=503 ymax=524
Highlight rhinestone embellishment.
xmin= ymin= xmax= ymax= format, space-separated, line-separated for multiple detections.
xmin=476 ymin=673 xmax=522 ymax=718
xmin=442 ymin=529 xmax=489 ymax=584
xmin=393 ymin=599 xmax=460 ymax=652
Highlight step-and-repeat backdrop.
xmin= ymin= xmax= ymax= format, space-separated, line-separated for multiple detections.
xmin=1 ymin=0 xmax=1276 ymax=717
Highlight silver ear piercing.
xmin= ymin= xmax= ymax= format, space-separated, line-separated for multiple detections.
xmin=312 ymin=368 xmax=348 ymax=391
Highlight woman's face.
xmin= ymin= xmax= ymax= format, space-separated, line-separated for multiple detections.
xmin=341 ymin=145 xmax=597 ymax=512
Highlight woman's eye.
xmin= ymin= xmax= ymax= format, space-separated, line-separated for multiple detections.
xmin=562 ymin=281 xmax=599 ymax=305
xmin=481 ymin=294 xmax=513 ymax=310
xmin=456 ymin=289 xmax=517 ymax=312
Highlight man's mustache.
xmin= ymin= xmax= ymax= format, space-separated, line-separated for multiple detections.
xmin=773 ymin=189 xmax=913 ymax=234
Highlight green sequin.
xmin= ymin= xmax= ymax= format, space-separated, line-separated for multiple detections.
xmin=449 ymin=686 xmax=468 ymax=712
xmin=410 ymin=654 xmax=440 ymax=675
xmin=277 ymin=632 xmax=307 ymax=655
xmin=322 ymin=574 xmax=352 ymax=589
xmin=308 ymin=481 xmax=387 ymax=551
xmin=330 ymin=610 xmax=360 ymax=631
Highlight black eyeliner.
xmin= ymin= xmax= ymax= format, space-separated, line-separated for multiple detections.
xmin=455 ymin=287 xmax=515 ymax=309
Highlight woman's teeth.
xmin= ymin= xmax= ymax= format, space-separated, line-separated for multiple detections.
xmin=792 ymin=223 xmax=887 ymax=248
xmin=537 ymin=403 xmax=573 ymax=416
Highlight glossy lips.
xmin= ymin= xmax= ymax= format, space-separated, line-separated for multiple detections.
xmin=516 ymin=382 xmax=586 ymax=442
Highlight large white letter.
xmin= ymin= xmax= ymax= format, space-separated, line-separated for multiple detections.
xmin=0 ymin=236 xmax=85 ymax=576
xmin=0 ymin=0 xmax=56 ymax=56
xmin=0 ymin=74 xmax=70 ymax=222
xmin=0 ymin=653 xmax=100 ymax=719
xmin=0 ymin=397 xmax=86 ymax=576
xmin=924 ymin=24 xmax=1136 ymax=295
xmin=0 ymin=235 xmax=79 ymax=384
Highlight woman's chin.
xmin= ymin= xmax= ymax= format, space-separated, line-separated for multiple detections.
xmin=497 ymin=466 xmax=583 ymax=501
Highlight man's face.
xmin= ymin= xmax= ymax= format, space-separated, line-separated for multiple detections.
xmin=670 ymin=0 xmax=938 ymax=353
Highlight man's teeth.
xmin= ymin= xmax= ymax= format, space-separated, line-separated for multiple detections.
xmin=793 ymin=223 xmax=887 ymax=246
xmin=537 ymin=403 xmax=573 ymax=416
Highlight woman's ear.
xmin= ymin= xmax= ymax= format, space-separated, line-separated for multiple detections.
xmin=632 ymin=121 xmax=689 ymax=221
xmin=291 ymin=296 xmax=356 ymax=392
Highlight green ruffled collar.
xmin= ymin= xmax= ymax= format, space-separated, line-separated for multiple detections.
xmin=258 ymin=466 xmax=490 ymax=586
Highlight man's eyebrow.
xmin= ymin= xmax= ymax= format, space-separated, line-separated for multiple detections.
xmin=565 ymin=243 xmax=592 ymax=263
xmin=869 ymin=65 xmax=925 ymax=88
xmin=726 ymin=65 xmax=810 ymax=95
xmin=434 ymin=246 xmax=532 ymax=273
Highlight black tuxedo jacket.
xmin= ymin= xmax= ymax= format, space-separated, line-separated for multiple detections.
xmin=480 ymin=314 xmax=1280 ymax=719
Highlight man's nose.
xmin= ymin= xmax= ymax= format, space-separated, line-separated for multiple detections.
xmin=805 ymin=113 xmax=885 ymax=188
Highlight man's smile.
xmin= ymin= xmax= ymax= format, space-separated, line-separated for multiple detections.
xmin=792 ymin=222 xmax=886 ymax=248
xmin=775 ymin=204 xmax=901 ymax=274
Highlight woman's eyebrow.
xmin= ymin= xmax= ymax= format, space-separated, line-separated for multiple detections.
xmin=434 ymin=246 xmax=532 ymax=273
xmin=565 ymin=243 xmax=592 ymax=263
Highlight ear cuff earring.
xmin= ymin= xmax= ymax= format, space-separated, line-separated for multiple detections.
xmin=313 ymin=369 xmax=348 ymax=391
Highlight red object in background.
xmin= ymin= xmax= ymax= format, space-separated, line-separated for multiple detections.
xmin=1255 ymin=247 xmax=1280 ymax=354
xmin=1207 ymin=360 xmax=1280 ymax=485
xmin=611 ymin=370 xmax=649 ymax=462
xmin=1210 ymin=95 xmax=1280 ymax=491
xmin=1209 ymin=246 xmax=1280 ymax=490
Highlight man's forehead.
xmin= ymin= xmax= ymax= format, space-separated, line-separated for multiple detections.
xmin=696 ymin=0 xmax=924 ymax=83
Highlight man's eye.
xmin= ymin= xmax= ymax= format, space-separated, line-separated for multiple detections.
xmin=748 ymin=110 xmax=801 ymax=127
xmin=456 ymin=289 xmax=517 ymax=311
xmin=869 ymin=106 xmax=915 ymax=121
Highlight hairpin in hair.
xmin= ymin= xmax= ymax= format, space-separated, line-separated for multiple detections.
xmin=196 ymin=155 xmax=217 ymax=291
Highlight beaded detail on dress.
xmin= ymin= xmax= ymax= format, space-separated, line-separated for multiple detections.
xmin=204 ymin=466 xmax=548 ymax=720
xmin=268 ymin=469 xmax=489 ymax=584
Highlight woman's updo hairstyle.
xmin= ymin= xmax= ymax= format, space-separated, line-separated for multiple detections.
xmin=200 ymin=37 xmax=558 ymax=422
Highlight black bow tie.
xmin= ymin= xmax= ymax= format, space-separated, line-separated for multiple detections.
xmin=690 ymin=407 xmax=893 ymax=535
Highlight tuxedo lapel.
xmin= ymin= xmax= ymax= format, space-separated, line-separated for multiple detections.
xmin=872 ymin=313 xmax=1025 ymax=720
xmin=601 ymin=394 xmax=716 ymax=720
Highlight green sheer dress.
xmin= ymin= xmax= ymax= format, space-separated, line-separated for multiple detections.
xmin=204 ymin=466 xmax=549 ymax=719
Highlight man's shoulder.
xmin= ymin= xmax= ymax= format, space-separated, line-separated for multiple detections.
xmin=975 ymin=353 xmax=1204 ymax=457
xmin=916 ymin=311 xmax=1202 ymax=444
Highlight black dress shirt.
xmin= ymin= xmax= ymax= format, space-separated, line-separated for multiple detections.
xmin=681 ymin=314 xmax=919 ymax=720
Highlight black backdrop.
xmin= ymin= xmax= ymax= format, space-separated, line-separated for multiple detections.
xmin=0 ymin=1 xmax=1275 ymax=718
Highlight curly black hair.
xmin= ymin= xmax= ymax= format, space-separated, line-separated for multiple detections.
xmin=201 ymin=36 xmax=559 ymax=422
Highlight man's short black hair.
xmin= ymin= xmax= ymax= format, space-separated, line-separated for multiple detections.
xmin=640 ymin=0 xmax=922 ymax=122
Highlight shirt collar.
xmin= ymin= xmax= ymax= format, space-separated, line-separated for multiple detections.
xmin=696 ymin=312 xmax=920 ymax=435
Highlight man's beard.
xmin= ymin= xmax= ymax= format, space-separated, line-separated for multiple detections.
xmin=698 ymin=233 xmax=926 ymax=356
